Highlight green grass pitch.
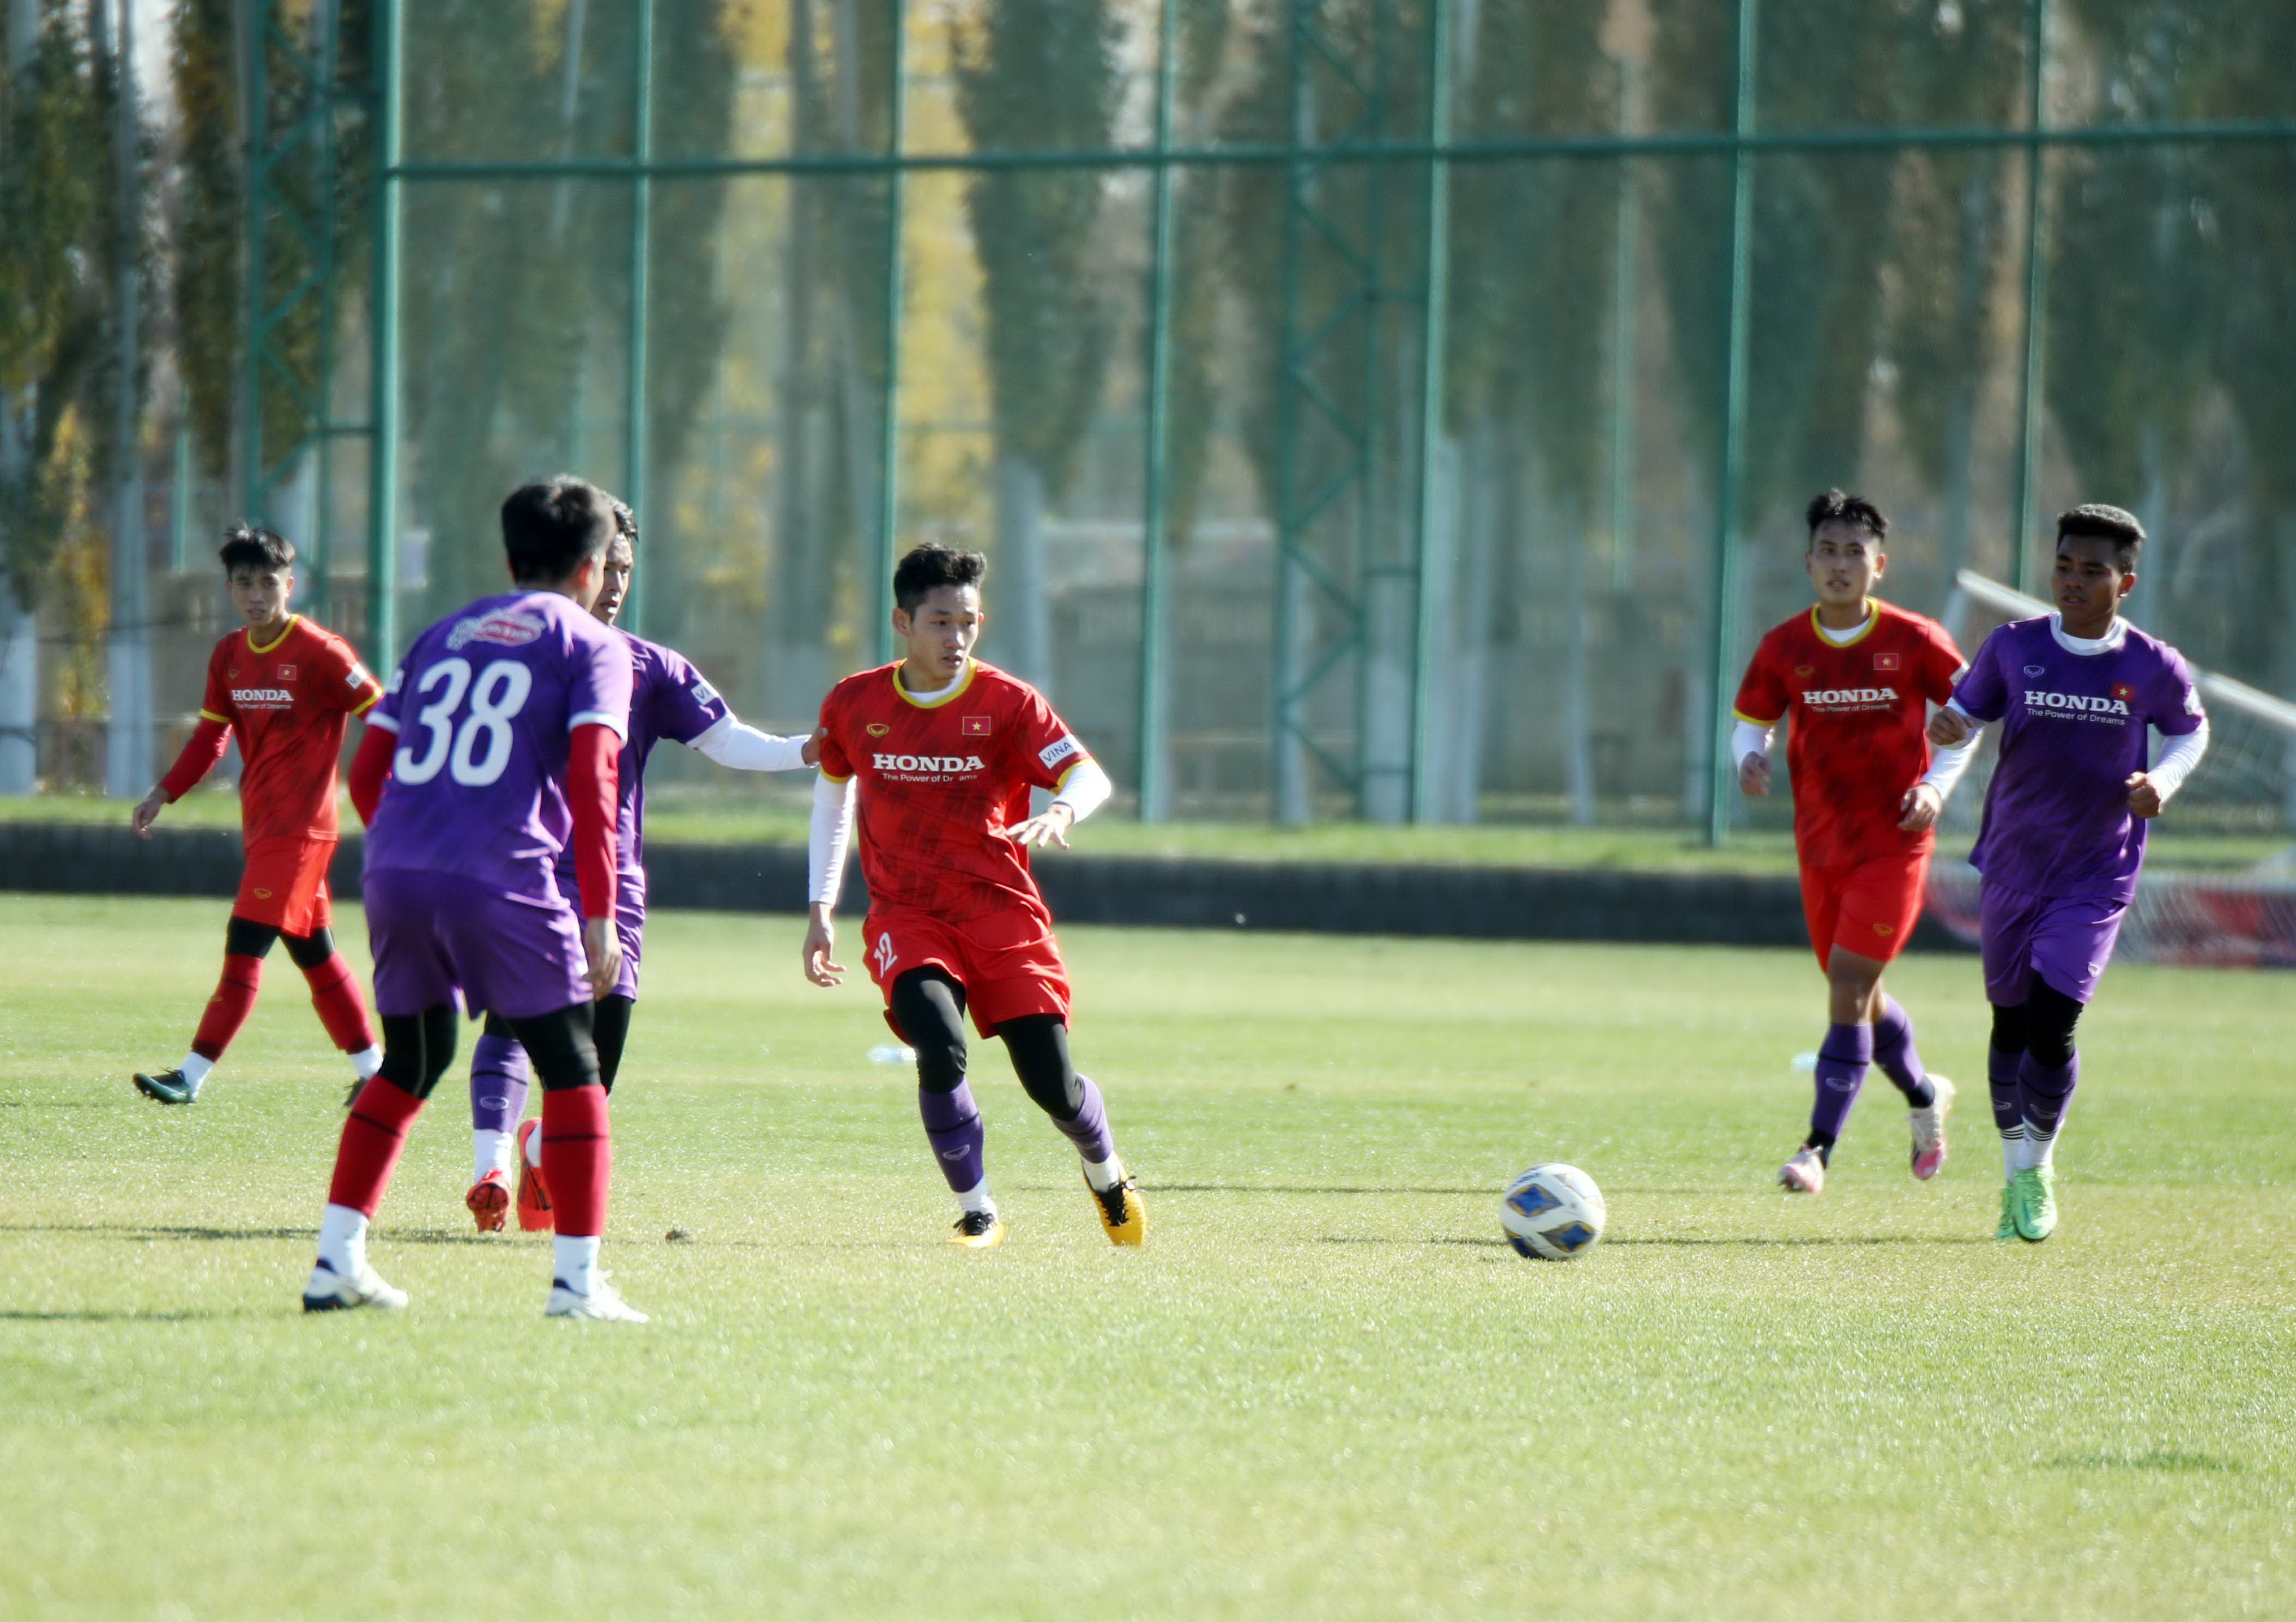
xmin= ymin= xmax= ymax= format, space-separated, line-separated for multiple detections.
xmin=2 ymin=894 xmax=2289 ymax=1618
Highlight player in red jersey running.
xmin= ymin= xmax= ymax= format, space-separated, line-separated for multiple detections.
xmin=801 ymin=543 xmax=1140 ymax=1249
xmin=1731 ymin=491 xmax=1978 ymax=1193
xmin=129 ymin=527 xmax=383 ymax=1104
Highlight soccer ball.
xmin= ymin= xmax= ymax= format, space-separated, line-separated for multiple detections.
xmin=1499 ymin=1164 xmax=1606 ymax=1259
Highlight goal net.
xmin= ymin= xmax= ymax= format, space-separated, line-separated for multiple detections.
xmin=1928 ymin=571 xmax=2296 ymax=969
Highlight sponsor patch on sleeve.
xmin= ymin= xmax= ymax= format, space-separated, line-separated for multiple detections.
xmin=690 ymin=676 xmax=720 ymax=706
xmin=1039 ymin=735 xmax=1080 ymax=771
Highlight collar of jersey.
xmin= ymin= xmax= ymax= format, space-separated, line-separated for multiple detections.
xmin=2049 ymin=612 xmax=2126 ymax=656
xmin=245 ymin=614 xmax=300 ymax=657
xmin=1807 ymin=603 xmax=1878 ymax=648
xmin=893 ymin=658 xmax=976 ymax=709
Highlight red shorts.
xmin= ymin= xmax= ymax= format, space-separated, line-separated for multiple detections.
xmin=237 ymin=837 xmax=335 ymax=937
xmin=1800 ymin=849 xmax=1929 ymax=966
xmin=863 ymin=904 xmax=1071 ymax=1039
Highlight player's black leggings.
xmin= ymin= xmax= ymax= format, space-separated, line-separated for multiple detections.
xmin=224 ymin=913 xmax=338 ymax=971
xmin=1990 ymin=976 xmax=2085 ymax=1068
xmin=382 ymin=1002 xmax=601 ymax=1100
xmin=889 ymin=967 xmax=1085 ymax=1120
xmin=482 ymin=995 xmax=633 ymax=1092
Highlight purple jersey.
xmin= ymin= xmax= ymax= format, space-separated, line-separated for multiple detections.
xmin=365 ymin=591 xmax=633 ymax=903
xmin=1952 ymin=615 xmax=2205 ymax=903
xmin=551 ymin=630 xmax=730 ymax=917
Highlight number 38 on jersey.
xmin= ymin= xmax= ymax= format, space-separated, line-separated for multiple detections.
xmin=391 ymin=656 xmax=536 ymax=788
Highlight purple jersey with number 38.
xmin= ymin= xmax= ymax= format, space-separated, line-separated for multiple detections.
xmin=1951 ymin=615 xmax=2204 ymax=905
xmin=365 ymin=590 xmax=633 ymax=903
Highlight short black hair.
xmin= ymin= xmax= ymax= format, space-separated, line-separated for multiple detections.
xmin=218 ymin=525 xmax=295 ymax=574
xmin=501 ymin=476 xmax=617 ymax=584
xmin=892 ymin=543 xmax=986 ymax=614
xmin=2056 ymin=503 xmax=2144 ymax=571
xmin=609 ymin=499 xmax=638 ymax=549
xmin=1805 ymin=489 xmax=1887 ymax=547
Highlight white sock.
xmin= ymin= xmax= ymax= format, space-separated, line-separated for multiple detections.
xmin=1081 ymin=1153 xmax=1125 ymax=1193
xmin=317 ymin=1203 xmax=369 ymax=1276
xmin=523 ymin=1122 xmax=543 ymax=1168
xmin=956 ymin=1179 xmax=996 ymax=1217
xmin=2000 ymin=1124 xmax=2025 ymax=1182
xmin=473 ymin=1128 xmax=512 ymax=1182
xmin=553 ymin=1234 xmax=600 ymax=1296
xmin=179 ymin=1053 xmax=215 ymax=1088
xmin=2023 ymin=1119 xmax=2057 ymax=1172
xmin=349 ymin=1044 xmax=383 ymax=1080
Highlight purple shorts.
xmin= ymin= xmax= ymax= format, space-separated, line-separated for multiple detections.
xmin=364 ymin=867 xmax=589 ymax=1020
xmin=1979 ymin=880 xmax=2128 ymax=1006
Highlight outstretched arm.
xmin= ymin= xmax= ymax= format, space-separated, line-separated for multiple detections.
xmin=802 ymin=773 xmax=855 ymax=987
xmin=135 ymin=716 xmax=232 ymax=836
xmin=687 ymin=712 xmax=821 ymax=773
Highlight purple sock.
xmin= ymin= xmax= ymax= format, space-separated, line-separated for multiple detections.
xmin=1052 ymin=1076 xmax=1116 ymax=1165
xmin=2017 ymin=1050 xmax=2079 ymax=1145
xmin=919 ymin=1082 xmax=987 ymax=1194
xmin=1870 ymin=996 xmax=1936 ymax=1108
xmin=1806 ymin=1022 xmax=1874 ymax=1160
xmin=470 ymin=1032 xmax=530 ymax=1136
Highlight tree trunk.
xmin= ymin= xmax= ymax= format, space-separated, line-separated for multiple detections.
xmin=105 ymin=0 xmax=152 ymax=797
xmin=993 ymin=452 xmax=1051 ymax=691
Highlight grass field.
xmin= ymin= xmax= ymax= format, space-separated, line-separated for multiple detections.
xmin=2 ymin=895 xmax=2290 ymax=1619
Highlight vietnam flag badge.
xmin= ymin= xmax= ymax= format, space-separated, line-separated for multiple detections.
xmin=961 ymin=715 xmax=992 ymax=737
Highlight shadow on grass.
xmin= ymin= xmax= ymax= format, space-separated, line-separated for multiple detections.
xmin=1141 ymin=1183 xmax=1494 ymax=1197
xmin=0 ymin=1309 xmax=240 ymax=1323
xmin=1317 ymin=1234 xmax=1992 ymax=1248
xmin=2043 ymin=1450 xmax=2245 ymax=1474
xmin=0 ymin=1222 xmax=492 ymax=1247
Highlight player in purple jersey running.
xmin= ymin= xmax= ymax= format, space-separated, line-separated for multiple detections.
xmin=304 ymin=476 xmax=647 ymax=1322
xmin=1929 ymin=505 xmax=2208 ymax=1244
xmin=464 ymin=500 xmax=820 ymax=1234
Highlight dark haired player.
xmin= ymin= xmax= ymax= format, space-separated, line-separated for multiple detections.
xmin=129 ymin=526 xmax=383 ymax=1104
xmin=303 ymin=476 xmax=641 ymax=1319
xmin=1929 ymin=504 xmax=2207 ymax=1243
xmin=466 ymin=499 xmax=819 ymax=1234
xmin=802 ymin=543 xmax=1141 ymax=1249
xmin=1733 ymin=491 xmax=1975 ymax=1194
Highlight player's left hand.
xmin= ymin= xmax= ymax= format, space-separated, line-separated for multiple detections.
xmin=2125 ymin=771 xmax=2164 ymax=819
xmin=1896 ymin=782 xmax=1944 ymax=832
xmin=1004 ymin=804 xmax=1075 ymax=850
xmin=581 ymin=916 xmax=622 ymax=1000
xmin=801 ymin=728 xmax=825 ymax=768
xmin=130 ymin=791 xmax=167 ymax=838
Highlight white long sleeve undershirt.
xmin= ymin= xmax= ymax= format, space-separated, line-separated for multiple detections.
xmin=807 ymin=773 xmax=855 ymax=907
xmin=1050 ymin=758 xmax=1114 ymax=822
xmin=687 ymin=713 xmax=811 ymax=773
xmin=2146 ymin=718 xmax=2210 ymax=802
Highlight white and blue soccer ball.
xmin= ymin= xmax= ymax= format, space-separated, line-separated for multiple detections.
xmin=1499 ymin=1163 xmax=1606 ymax=1259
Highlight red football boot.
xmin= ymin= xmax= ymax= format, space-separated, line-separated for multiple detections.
xmin=513 ymin=1117 xmax=553 ymax=1232
xmin=466 ymin=1168 xmax=510 ymax=1233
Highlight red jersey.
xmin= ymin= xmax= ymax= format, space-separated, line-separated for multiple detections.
xmin=817 ymin=659 xmax=1091 ymax=925
xmin=197 ymin=615 xmax=380 ymax=843
xmin=1732 ymin=601 xmax=1963 ymax=868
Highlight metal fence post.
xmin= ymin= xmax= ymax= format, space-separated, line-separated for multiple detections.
xmin=1135 ymin=0 xmax=1179 ymax=822
xmin=1407 ymin=0 xmax=1452 ymax=824
xmin=872 ymin=0 xmax=909 ymax=662
xmin=1703 ymin=0 xmax=1758 ymax=847
xmin=622 ymin=0 xmax=655 ymax=636
xmin=366 ymin=0 xmax=402 ymax=663
xmin=2011 ymin=0 xmax=2049 ymax=598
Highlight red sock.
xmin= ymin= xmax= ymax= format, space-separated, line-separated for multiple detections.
xmin=300 ymin=952 xmax=376 ymax=1054
xmin=540 ymin=1084 xmax=612 ymax=1237
xmin=191 ymin=954 xmax=264 ymax=1062
xmin=327 ymin=1076 xmax=425 ymax=1216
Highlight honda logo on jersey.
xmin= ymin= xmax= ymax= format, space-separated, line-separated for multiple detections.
xmin=873 ymin=752 xmax=987 ymax=774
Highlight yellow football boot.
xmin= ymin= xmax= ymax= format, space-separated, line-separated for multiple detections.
xmin=950 ymin=1210 xmax=1005 ymax=1248
xmin=1086 ymin=1170 xmax=1146 ymax=1246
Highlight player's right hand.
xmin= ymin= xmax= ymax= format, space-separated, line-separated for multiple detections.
xmin=582 ymin=915 xmax=622 ymax=1000
xmin=130 ymin=791 xmax=167 ymax=838
xmin=802 ymin=907 xmax=844 ymax=988
xmin=1926 ymin=707 xmax=1972 ymax=748
xmin=1737 ymin=755 xmax=1771 ymax=798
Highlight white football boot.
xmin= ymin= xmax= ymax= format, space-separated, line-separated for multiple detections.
xmin=1778 ymin=1145 xmax=1826 ymax=1194
xmin=545 ymin=1274 xmax=649 ymax=1323
xmin=301 ymin=1257 xmax=409 ymax=1312
xmin=1908 ymin=1073 xmax=1955 ymax=1181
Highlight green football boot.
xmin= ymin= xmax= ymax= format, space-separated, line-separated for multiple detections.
xmin=1995 ymin=1181 xmax=2018 ymax=1240
xmin=2011 ymin=1165 xmax=2057 ymax=1243
xmin=132 ymin=1067 xmax=200 ymax=1105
